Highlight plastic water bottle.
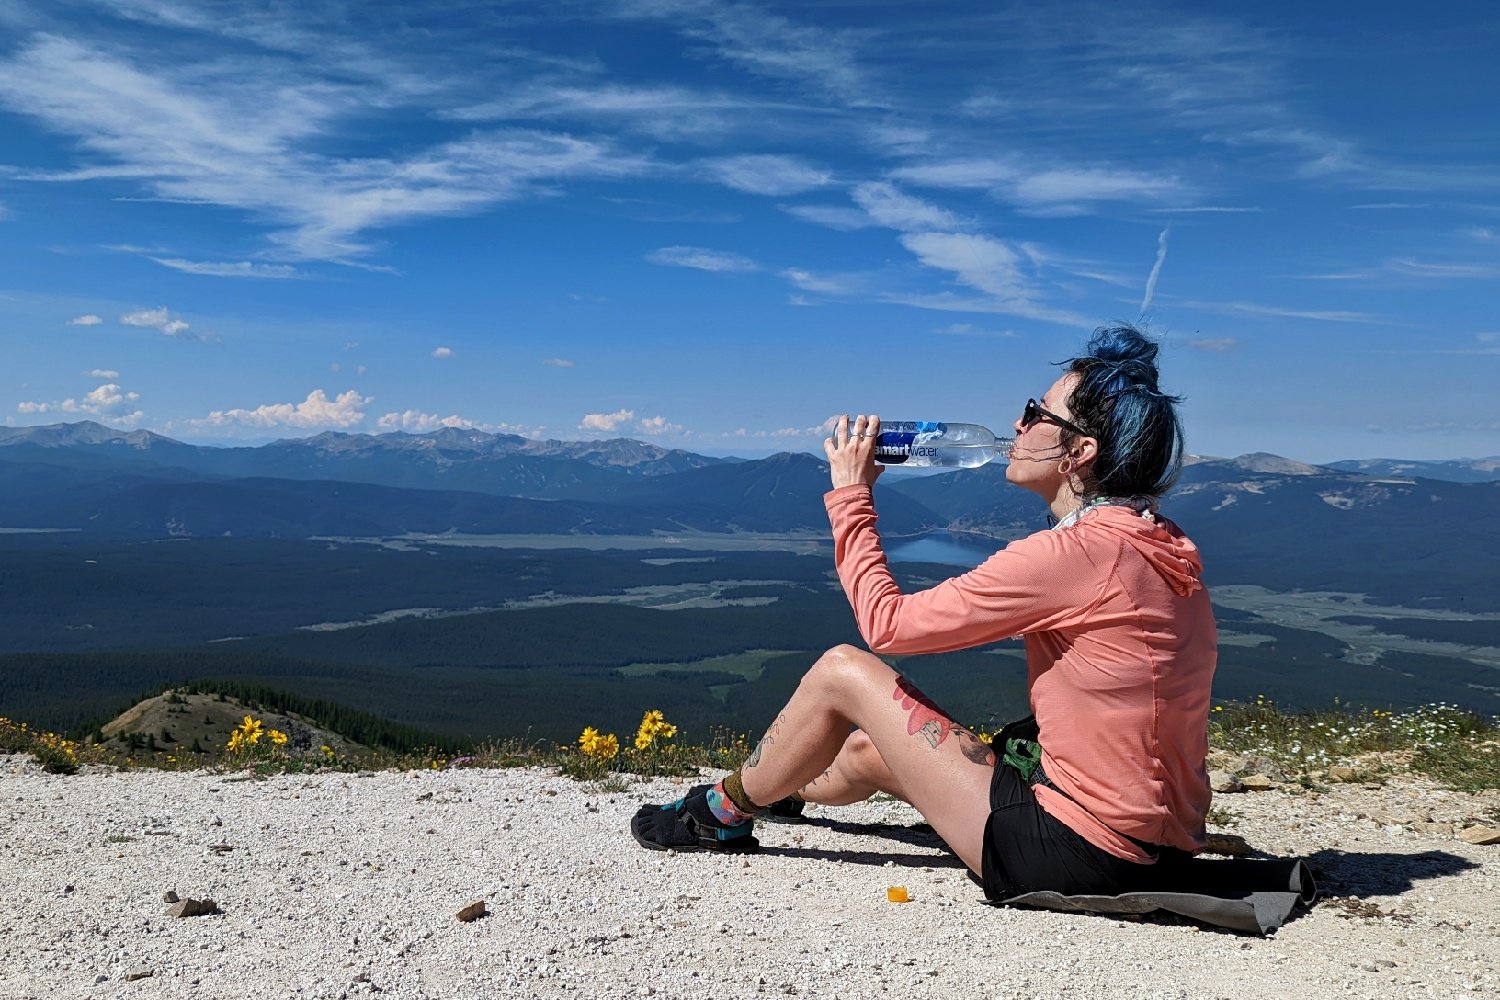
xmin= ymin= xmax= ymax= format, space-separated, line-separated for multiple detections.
xmin=872 ymin=421 xmax=1013 ymax=468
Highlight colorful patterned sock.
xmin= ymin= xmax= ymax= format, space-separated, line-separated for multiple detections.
xmin=706 ymin=770 xmax=760 ymax=826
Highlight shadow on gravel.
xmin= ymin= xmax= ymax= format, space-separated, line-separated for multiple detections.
xmin=758 ymin=817 xmax=967 ymax=869
xmin=757 ymin=844 xmax=968 ymax=869
xmin=1304 ymin=847 xmax=1478 ymax=899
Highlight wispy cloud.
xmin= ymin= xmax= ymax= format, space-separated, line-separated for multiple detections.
xmin=200 ymin=389 xmax=370 ymax=429
xmin=850 ymin=182 xmax=962 ymax=232
xmin=1150 ymin=206 xmax=1262 ymax=214
xmin=542 ymin=358 xmax=575 ymax=368
xmin=1185 ymin=300 xmax=1380 ymax=323
xmin=648 ymin=246 xmax=759 ymax=272
xmin=150 ymin=258 xmax=301 ymax=279
xmin=0 ymin=36 xmax=651 ymax=262
xmin=1187 ymin=338 xmax=1239 ymax=352
xmin=891 ymin=158 xmax=1182 ymax=213
xmin=68 ymin=314 xmax=103 ymax=326
xmin=897 ymin=232 xmax=1084 ymax=325
xmin=120 ymin=306 xmax=191 ymax=337
xmin=779 ymin=204 xmax=873 ymax=231
xmin=699 ymin=154 xmax=831 ymax=196
xmin=622 ymin=0 xmax=873 ymax=101
xmin=933 ymin=323 xmax=1018 ymax=339
xmin=83 ymin=368 xmax=120 ymax=379
xmin=1298 ymin=259 xmax=1500 ymax=282
xmin=431 ymin=347 xmax=454 ymax=359
xmin=580 ymin=408 xmax=634 ymax=432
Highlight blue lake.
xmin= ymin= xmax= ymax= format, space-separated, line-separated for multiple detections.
xmin=886 ymin=532 xmax=1003 ymax=568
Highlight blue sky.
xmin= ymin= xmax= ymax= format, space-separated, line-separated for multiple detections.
xmin=0 ymin=1 xmax=1496 ymax=463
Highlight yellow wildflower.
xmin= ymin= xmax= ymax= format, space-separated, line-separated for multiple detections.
xmin=226 ymin=730 xmax=246 ymax=753
xmin=634 ymin=709 xmax=678 ymax=750
xmin=578 ymin=726 xmax=619 ymax=761
xmin=269 ymin=729 xmax=288 ymax=746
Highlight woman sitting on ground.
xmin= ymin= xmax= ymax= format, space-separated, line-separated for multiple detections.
xmin=632 ymin=324 xmax=1215 ymax=902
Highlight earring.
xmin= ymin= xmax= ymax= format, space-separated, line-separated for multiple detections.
xmin=1057 ymin=459 xmax=1073 ymax=475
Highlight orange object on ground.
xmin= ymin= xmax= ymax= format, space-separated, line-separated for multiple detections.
xmin=886 ymin=886 xmax=910 ymax=903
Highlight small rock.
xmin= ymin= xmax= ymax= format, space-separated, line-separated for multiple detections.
xmin=1208 ymin=770 xmax=1242 ymax=793
xmin=1327 ymin=766 xmax=1358 ymax=783
xmin=456 ymin=900 xmax=487 ymax=922
xmin=1459 ymin=824 xmax=1500 ymax=846
xmin=1412 ymin=821 xmax=1454 ymax=837
xmin=93 ymin=975 xmax=108 ymax=985
xmin=163 ymin=890 xmax=179 ymax=904
xmin=124 ymin=967 xmax=154 ymax=982
xmin=1240 ymin=774 xmax=1276 ymax=792
xmin=166 ymin=898 xmax=221 ymax=918
xmin=1205 ymin=833 xmax=1252 ymax=856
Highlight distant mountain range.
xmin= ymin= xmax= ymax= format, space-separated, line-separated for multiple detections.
xmin=1 ymin=421 xmax=1498 ymax=611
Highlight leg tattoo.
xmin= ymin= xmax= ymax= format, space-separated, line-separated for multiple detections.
xmin=893 ymin=676 xmax=954 ymax=750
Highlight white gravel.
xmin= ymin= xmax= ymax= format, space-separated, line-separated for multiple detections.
xmin=2 ymin=756 xmax=1497 ymax=1000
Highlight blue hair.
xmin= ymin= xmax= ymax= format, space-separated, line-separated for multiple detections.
xmin=1060 ymin=324 xmax=1184 ymax=502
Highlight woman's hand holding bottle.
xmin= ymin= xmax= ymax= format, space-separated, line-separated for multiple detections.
xmin=825 ymin=414 xmax=884 ymax=490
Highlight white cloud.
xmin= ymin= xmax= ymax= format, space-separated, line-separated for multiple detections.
xmin=782 ymin=268 xmax=868 ymax=296
xmin=329 ymin=363 xmax=342 ymax=373
xmin=1151 ymin=206 xmax=1262 ymax=214
xmin=1298 ymin=259 xmax=1500 ymax=282
xmin=120 ymin=306 xmax=191 ymax=337
xmin=201 ymin=389 xmax=370 ymax=429
xmin=431 ymin=347 xmax=454 ymax=359
xmin=542 ymin=358 xmax=575 ymax=368
xmin=700 ymin=154 xmax=830 ymax=196
xmin=850 ymin=182 xmax=962 ymax=232
xmin=626 ymin=0 xmax=870 ymax=100
xmin=18 ymin=382 xmax=143 ymax=424
xmin=83 ymin=368 xmax=120 ymax=378
xmin=355 ymin=365 xmax=367 ymax=375
xmin=638 ymin=415 xmax=684 ymax=435
xmin=780 ymin=204 xmax=873 ymax=231
xmin=934 ymin=323 xmax=1018 ymax=339
xmin=1184 ymin=300 xmax=1379 ymax=323
xmin=899 ymin=232 xmax=1030 ymax=302
xmin=647 ymin=246 xmax=759 ymax=272
xmin=68 ymin=314 xmax=104 ymax=326
xmin=1187 ymin=338 xmax=1239 ymax=352
xmin=376 ymin=410 xmax=473 ymax=433
xmin=0 ymin=37 xmax=652 ymax=263
xmin=150 ymin=257 xmax=301 ymax=279
xmin=892 ymin=159 xmax=1182 ymax=212
xmin=579 ymin=409 xmax=634 ymax=432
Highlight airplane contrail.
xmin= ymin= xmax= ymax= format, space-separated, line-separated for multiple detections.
xmin=1140 ymin=226 xmax=1170 ymax=315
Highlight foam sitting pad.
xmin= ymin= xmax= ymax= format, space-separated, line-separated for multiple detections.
xmin=992 ymin=856 xmax=1317 ymax=935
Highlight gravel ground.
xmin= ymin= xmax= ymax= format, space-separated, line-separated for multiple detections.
xmin=3 ymin=756 xmax=1497 ymax=1000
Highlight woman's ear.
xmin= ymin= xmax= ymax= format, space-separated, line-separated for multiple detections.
xmin=1071 ymin=436 xmax=1099 ymax=468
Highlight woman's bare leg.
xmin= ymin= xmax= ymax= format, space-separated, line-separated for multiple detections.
xmin=796 ymin=729 xmax=896 ymax=806
xmin=738 ymin=644 xmax=996 ymax=873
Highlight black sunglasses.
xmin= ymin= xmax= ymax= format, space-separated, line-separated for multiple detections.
xmin=1021 ymin=398 xmax=1091 ymax=438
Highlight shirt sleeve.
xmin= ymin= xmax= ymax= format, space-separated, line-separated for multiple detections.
xmin=825 ymin=484 xmax=1115 ymax=654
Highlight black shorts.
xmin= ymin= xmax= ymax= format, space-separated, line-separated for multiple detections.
xmin=980 ymin=761 xmax=1154 ymax=901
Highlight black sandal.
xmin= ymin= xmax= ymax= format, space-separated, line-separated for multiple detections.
xmin=630 ymin=784 xmax=760 ymax=854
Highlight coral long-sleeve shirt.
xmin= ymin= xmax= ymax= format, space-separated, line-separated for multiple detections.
xmin=825 ymin=484 xmax=1216 ymax=862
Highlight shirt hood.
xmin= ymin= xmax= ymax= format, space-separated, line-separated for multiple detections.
xmin=1082 ymin=505 xmax=1205 ymax=597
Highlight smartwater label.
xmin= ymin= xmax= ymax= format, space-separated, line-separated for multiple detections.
xmin=874 ymin=422 xmax=946 ymax=464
